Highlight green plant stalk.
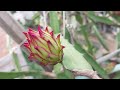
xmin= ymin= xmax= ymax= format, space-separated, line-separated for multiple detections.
xmin=86 ymin=12 xmax=109 ymax=51
xmin=93 ymin=25 xmax=109 ymax=51
xmin=116 ymin=31 xmax=120 ymax=49
xmin=63 ymin=11 xmax=66 ymax=38
xmin=65 ymin=27 xmax=71 ymax=43
xmin=74 ymin=41 xmax=109 ymax=79
xmin=81 ymin=28 xmax=93 ymax=55
xmin=75 ymin=12 xmax=93 ymax=55
xmin=87 ymin=11 xmax=114 ymax=25
xmin=12 ymin=52 xmax=22 ymax=72
xmin=0 ymin=72 xmax=42 ymax=79
xmin=87 ymin=12 xmax=109 ymax=51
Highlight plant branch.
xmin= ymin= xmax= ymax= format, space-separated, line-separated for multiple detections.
xmin=71 ymin=69 xmax=102 ymax=79
xmin=97 ymin=49 xmax=120 ymax=63
xmin=42 ymin=71 xmax=56 ymax=79
xmin=43 ymin=11 xmax=47 ymax=28
xmin=63 ymin=11 xmax=66 ymax=37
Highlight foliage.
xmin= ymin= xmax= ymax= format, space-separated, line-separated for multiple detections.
xmin=1 ymin=11 xmax=120 ymax=79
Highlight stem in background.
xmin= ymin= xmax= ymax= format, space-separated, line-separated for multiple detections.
xmin=97 ymin=49 xmax=120 ymax=63
xmin=40 ymin=64 xmax=54 ymax=72
xmin=66 ymin=11 xmax=75 ymax=45
xmin=82 ymin=13 xmax=93 ymax=55
xmin=63 ymin=11 xmax=66 ymax=38
xmin=61 ymin=62 xmax=101 ymax=79
xmin=72 ymin=69 xmax=102 ymax=79
xmin=61 ymin=62 xmax=66 ymax=71
xmin=43 ymin=11 xmax=47 ymax=29
xmin=81 ymin=28 xmax=93 ymax=55
xmin=12 ymin=52 xmax=22 ymax=72
xmin=74 ymin=41 xmax=109 ymax=79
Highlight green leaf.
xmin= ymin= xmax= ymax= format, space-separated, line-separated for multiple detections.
xmin=61 ymin=36 xmax=93 ymax=70
xmin=74 ymin=40 xmax=109 ymax=79
xmin=0 ymin=72 xmax=41 ymax=79
xmin=53 ymin=63 xmax=63 ymax=74
xmin=92 ymin=25 xmax=109 ymax=51
xmin=111 ymin=15 xmax=120 ymax=23
xmin=28 ymin=62 xmax=44 ymax=72
xmin=53 ymin=62 xmax=74 ymax=79
xmin=57 ymin=69 xmax=74 ymax=79
xmin=49 ymin=11 xmax=60 ymax=34
xmin=32 ymin=12 xmax=40 ymax=20
xmin=116 ymin=32 xmax=120 ymax=49
xmin=75 ymin=12 xmax=83 ymax=24
xmin=80 ymin=25 xmax=93 ymax=54
xmin=87 ymin=11 xmax=114 ymax=25
xmin=65 ymin=27 xmax=71 ymax=43
xmin=12 ymin=52 xmax=22 ymax=72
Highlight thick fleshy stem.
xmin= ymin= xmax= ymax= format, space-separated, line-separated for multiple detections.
xmin=41 ymin=64 xmax=54 ymax=72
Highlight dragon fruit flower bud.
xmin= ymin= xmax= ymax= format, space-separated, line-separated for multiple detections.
xmin=23 ymin=25 xmax=65 ymax=66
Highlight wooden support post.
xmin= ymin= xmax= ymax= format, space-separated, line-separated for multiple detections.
xmin=0 ymin=11 xmax=26 ymax=44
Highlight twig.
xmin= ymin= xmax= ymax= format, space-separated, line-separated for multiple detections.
xmin=61 ymin=62 xmax=101 ymax=79
xmin=63 ymin=11 xmax=66 ymax=37
xmin=43 ymin=11 xmax=47 ymax=29
xmin=72 ymin=69 xmax=102 ymax=79
xmin=42 ymin=71 xmax=56 ymax=79
xmin=97 ymin=49 xmax=120 ymax=63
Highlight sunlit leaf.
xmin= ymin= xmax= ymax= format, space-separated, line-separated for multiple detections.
xmin=74 ymin=40 xmax=109 ymax=79
xmin=60 ymin=36 xmax=93 ymax=70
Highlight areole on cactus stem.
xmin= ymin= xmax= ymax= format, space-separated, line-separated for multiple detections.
xmin=23 ymin=25 xmax=65 ymax=66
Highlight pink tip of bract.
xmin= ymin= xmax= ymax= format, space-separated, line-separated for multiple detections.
xmin=23 ymin=32 xmax=29 ymax=38
xmin=28 ymin=28 xmax=33 ymax=32
xmin=57 ymin=34 xmax=60 ymax=39
xmin=23 ymin=32 xmax=27 ymax=35
xmin=29 ymin=33 xmax=36 ymax=38
xmin=62 ymin=45 xmax=65 ymax=49
xmin=39 ymin=62 xmax=46 ymax=66
xmin=50 ymin=31 xmax=54 ymax=37
xmin=47 ymin=54 xmax=50 ymax=58
xmin=24 ymin=43 xmax=29 ymax=48
xmin=27 ymin=39 xmax=31 ymax=44
xmin=38 ymin=25 xmax=43 ymax=37
xmin=45 ymin=27 xmax=49 ymax=32
xmin=47 ymin=40 xmax=52 ymax=44
xmin=28 ymin=30 xmax=32 ymax=35
xmin=34 ymin=46 xmax=39 ymax=50
xmin=28 ymin=53 xmax=34 ymax=60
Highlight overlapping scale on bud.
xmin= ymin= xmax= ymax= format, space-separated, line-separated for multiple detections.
xmin=23 ymin=25 xmax=65 ymax=66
